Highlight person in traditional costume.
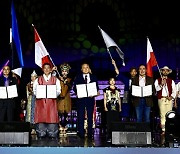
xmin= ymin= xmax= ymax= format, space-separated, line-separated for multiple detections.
xmin=155 ymin=66 xmax=176 ymax=132
xmin=25 ymin=70 xmax=38 ymax=134
xmin=57 ymin=63 xmax=72 ymax=136
xmin=33 ymin=63 xmax=61 ymax=139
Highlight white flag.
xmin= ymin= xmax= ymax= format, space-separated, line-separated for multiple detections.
xmin=11 ymin=68 xmax=22 ymax=77
xmin=98 ymin=26 xmax=125 ymax=66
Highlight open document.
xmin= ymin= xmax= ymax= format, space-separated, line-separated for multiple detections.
xmin=0 ymin=85 xmax=18 ymax=99
xmin=132 ymin=85 xmax=152 ymax=97
xmin=76 ymin=82 xmax=97 ymax=98
xmin=36 ymin=85 xmax=57 ymax=99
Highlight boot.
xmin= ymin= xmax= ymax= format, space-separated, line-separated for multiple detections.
xmin=59 ymin=125 xmax=64 ymax=137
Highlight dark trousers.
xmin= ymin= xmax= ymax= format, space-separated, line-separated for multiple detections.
xmin=0 ymin=99 xmax=15 ymax=122
xmin=36 ymin=123 xmax=59 ymax=138
xmin=176 ymin=98 xmax=180 ymax=115
xmin=77 ymin=98 xmax=95 ymax=137
xmin=106 ymin=111 xmax=120 ymax=138
xmin=59 ymin=112 xmax=68 ymax=127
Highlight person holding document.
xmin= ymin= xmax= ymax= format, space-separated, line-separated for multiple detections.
xmin=131 ymin=64 xmax=155 ymax=123
xmin=0 ymin=65 xmax=18 ymax=122
xmin=33 ymin=63 xmax=61 ymax=140
xmin=73 ymin=63 xmax=99 ymax=139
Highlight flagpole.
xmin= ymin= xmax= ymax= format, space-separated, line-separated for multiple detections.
xmin=98 ymin=25 xmax=125 ymax=66
xmin=147 ymin=36 xmax=169 ymax=98
xmin=32 ymin=24 xmax=61 ymax=77
xmin=10 ymin=28 xmax=14 ymax=69
xmin=48 ymin=55 xmax=61 ymax=77
xmin=107 ymin=48 xmax=113 ymax=60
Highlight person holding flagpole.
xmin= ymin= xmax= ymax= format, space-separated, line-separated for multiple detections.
xmin=154 ymin=66 xmax=176 ymax=133
xmin=33 ymin=63 xmax=61 ymax=140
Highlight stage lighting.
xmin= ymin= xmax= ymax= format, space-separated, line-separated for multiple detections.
xmin=165 ymin=110 xmax=180 ymax=147
xmin=165 ymin=110 xmax=176 ymax=119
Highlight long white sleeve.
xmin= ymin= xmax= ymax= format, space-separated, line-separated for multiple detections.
xmin=176 ymin=82 xmax=180 ymax=98
xmin=154 ymin=79 xmax=162 ymax=91
xmin=171 ymin=80 xmax=176 ymax=99
xmin=56 ymin=78 xmax=61 ymax=97
xmin=33 ymin=78 xmax=38 ymax=96
xmin=155 ymin=79 xmax=176 ymax=98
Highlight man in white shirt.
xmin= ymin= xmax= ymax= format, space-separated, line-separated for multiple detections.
xmin=33 ymin=63 xmax=61 ymax=139
xmin=73 ymin=63 xmax=99 ymax=139
xmin=175 ymin=82 xmax=180 ymax=115
xmin=154 ymin=66 xmax=176 ymax=133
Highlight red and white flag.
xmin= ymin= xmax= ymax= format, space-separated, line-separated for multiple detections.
xmin=32 ymin=24 xmax=54 ymax=68
xmin=146 ymin=38 xmax=158 ymax=77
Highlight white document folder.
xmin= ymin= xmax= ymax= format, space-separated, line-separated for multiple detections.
xmin=76 ymin=82 xmax=97 ymax=98
xmin=0 ymin=85 xmax=18 ymax=99
xmin=0 ymin=87 xmax=8 ymax=99
xmin=36 ymin=85 xmax=57 ymax=98
xmin=132 ymin=85 xmax=152 ymax=97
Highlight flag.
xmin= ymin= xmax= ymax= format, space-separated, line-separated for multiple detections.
xmin=98 ymin=26 xmax=125 ymax=66
xmin=32 ymin=24 xmax=54 ymax=68
xmin=146 ymin=38 xmax=158 ymax=77
xmin=11 ymin=2 xmax=24 ymax=77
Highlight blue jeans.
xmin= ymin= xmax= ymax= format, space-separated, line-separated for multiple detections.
xmin=135 ymin=98 xmax=151 ymax=122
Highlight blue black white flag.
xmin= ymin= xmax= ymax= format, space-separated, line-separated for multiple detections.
xmin=10 ymin=1 xmax=24 ymax=77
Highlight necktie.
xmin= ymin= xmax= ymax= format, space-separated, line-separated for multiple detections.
xmin=5 ymin=78 xmax=9 ymax=86
xmin=85 ymin=75 xmax=87 ymax=84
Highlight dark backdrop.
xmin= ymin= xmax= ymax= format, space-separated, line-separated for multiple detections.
xmin=0 ymin=0 xmax=180 ymax=81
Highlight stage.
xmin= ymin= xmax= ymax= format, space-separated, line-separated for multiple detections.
xmin=0 ymin=130 xmax=180 ymax=154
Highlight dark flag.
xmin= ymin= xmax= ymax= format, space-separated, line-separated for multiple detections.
xmin=10 ymin=1 xmax=24 ymax=77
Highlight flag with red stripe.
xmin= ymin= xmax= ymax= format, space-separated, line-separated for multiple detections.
xmin=146 ymin=38 xmax=158 ymax=77
xmin=33 ymin=25 xmax=54 ymax=68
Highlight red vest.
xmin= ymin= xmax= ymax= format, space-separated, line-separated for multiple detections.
xmin=157 ymin=78 xmax=172 ymax=99
xmin=34 ymin=75 xmax=59 ymax=123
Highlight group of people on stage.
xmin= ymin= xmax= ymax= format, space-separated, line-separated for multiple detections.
xmin=0 ymin=60 xmax=180 ymax=144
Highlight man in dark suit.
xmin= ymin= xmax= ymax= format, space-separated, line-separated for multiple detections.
xmin=131 ymin=64 xmax=155 ymax=123
xmin=73 ymin=63 xmax=99 ymax=139
xmin=0 ymin=65 xmax=18 ymax=121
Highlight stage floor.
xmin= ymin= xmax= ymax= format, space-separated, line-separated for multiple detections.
xmin=30 ymin=131 xmax=112 ymax=147
xmin=1 ymin=130 xmax=180 ymax=154
xmin=22 ymin=129 xmax=162 ymax=147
